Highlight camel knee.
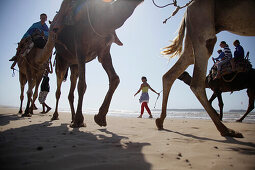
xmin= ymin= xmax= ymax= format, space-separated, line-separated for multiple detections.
xmin=110 ymin=76 xmax=120 ymax=88
xmin=20 ymin=95 xmax=24 ymax=101
xmin=56 ymin=90 xmax=61 ymax=99
xmin=219 ymin=102 xmax=224 ymax=109
xmin=190 ymin=84 xmax=204 ymax=97
xmin=162 ymin=73 xmax=175 ymax=88
xmin=68 ymin=93 xmax=74 ymax=103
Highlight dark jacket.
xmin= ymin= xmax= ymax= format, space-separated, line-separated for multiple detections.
xmin=41 ymin=76 xmax=50 ymax=92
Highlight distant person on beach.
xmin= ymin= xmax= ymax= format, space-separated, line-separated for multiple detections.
xmin=39 ymin=64 xmax=52 ymax=113
xmin=134 ymin=76 xmax=160 ymax=118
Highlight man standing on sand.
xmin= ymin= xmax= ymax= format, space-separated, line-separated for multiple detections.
xmin=39 ymin=69 xmax=52 ymax=114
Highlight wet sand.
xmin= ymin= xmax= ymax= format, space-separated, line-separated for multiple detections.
xmin=0 ymin=107 xmax=255 ymax=170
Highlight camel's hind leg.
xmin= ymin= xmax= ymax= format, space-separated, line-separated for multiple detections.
xmin=52 ymin=66 xmax=68 ymax=121
xmin=70 ymin=47 xmax=86 ymax=128
xmin=237 ymin=88 xmax=255 ymax=122
xmin=209 ymin=92 xmax=223 ymax=120
xmin=30 ymin=76 xmax=42 ymax=115
xmin=22 ymin=70 xmax=33 ymax=117
xmin=95 ymin=49 xmax=120 ymax=127
xmin=19 ymin=72 xmax=27 ymax=114
xmin=190 ymin=37 xmax=242 ymax=138
xmin=68 ymin=65 xmax=78 ymax=122
xmin=156 ymin=35 xmax=194 ymax=130
xmin=217 ymin=92 xmax=224 ymax=121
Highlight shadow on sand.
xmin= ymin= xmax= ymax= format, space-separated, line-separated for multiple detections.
xmin=0 ymin=114 xmax=151 ymax=170
xmin=161 ymin=128 xmax=255 ymax=155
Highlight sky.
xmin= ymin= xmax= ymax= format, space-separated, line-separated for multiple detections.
xmin=0 ymin=0 xmax=255 ymax=114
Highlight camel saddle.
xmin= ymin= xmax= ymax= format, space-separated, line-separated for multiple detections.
xmin=14 ymin=29 xmax=47 ymax=60
xmin=209 ymin=57 xmax=252 ymax=80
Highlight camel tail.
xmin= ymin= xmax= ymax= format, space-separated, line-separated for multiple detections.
xmin=161 ymin=17 xmax=186 ymax=58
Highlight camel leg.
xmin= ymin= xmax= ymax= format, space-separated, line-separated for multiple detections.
xmin=209 ymin=92 xmax=217 ymax=104
xmin=209 ymin=92 xmax=222 ymax=120
xmin=19 ymin=73 xmax=27 ymax=114
xmin=190 ymin=38 xmax=243 ymax=138
xmin=94 ymin=50 xmax=120 ymax=127
xmin=52 ymin=67 xmax=67 ymax=121
xmin=22 ymin=71 xmax=33 ymax=117
xmin=237 ymin=88 xmax=255 ymax=122
xmin=156 ymin=35 xmax=194 ymax=130
xmin=70 ymin=49 xmax=86 ymax=128
xmin=30 ymin=76 xmax=42 ymax=115
xmin=68 ymin=65 xmax=78 ymax=122
xmin=217 ymin=92 xmax=224 ymax=121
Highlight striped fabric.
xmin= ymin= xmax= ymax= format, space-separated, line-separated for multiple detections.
xmin=223 ymin=45 xmax=232 ymax=60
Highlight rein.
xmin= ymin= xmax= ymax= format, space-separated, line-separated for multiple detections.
xmin=86 ymin=1 xmax=106 ymax=38
xmin=222 ymin=72 xmax=239 ymax=83
xmin=154 ymin=90 xmax=163 ymax=108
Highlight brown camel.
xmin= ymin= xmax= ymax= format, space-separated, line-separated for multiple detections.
xmin=17 ymin=23 xmax=57 ymax=117
xmin=178 ymin=69 xmax=255 ymax=122
xmin=50 ymin=0 xmax=143 ymax=127
xmin=157 ymin=0 xmax=255 ymax=138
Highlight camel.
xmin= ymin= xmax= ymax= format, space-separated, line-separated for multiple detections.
xmin=50 ymin=0 xmax=143 ymax=127
xmin=178 ymin=69 xmax=255 ymax=122
xmin=17 ymin=23 xmax=57 ymax=117
xmin=156 ymin=0 xmax=255 ymax=138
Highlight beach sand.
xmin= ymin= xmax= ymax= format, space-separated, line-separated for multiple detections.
xmin=0 ymin=107 xmax=255 ymax=170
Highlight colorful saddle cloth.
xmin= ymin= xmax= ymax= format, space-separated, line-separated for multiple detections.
xmin=209 ymin=58 xmax=252 ymax=80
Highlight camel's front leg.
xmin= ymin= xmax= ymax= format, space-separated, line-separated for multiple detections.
xmin=19 ymin=73 xmax=27 ymax=114
xmin=52 ymin=66 xmax=68 ymax=121
xmin=190 ymin=39 xmax=243 ymax=138
xmin=70 ymin=53 xmax=86 ymax=128
xmin=94 ymin=51 xmax=119 ymax=127
xmin=68 ymin=65 xmax=78 ymax=122
xmin=156 ymin=35 xmax=194 ymax=130
xmin=237 ymin=88 xmax=255 ymax=122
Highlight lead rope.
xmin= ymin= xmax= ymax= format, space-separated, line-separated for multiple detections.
xmin=86 ymin=2 xmax=106 ymax=38
xmin=154 ymin=90 xmax=163 ymax=108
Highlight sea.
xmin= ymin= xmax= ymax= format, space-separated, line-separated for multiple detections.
xmin=59 ymin=108 xmax=255 ymax=123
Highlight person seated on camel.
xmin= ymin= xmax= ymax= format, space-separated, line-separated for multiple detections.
xmin=10 ymin=13 xmax=49 ymax=69
xmin=214 ymin=41 xmax=232 ymax=79
xmin=213 ymin=49 xmax=224 ymax=63
xmin=230 ymin=40 xmax=245 ymax=71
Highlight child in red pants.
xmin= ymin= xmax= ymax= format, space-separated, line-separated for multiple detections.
xmin=134 ymin=77 xmax=160 ymax=118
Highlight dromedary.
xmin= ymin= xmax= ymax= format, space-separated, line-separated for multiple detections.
xmin=17 ymin=25 xmax=57 ymax=117
xmin=157 ymin=0 xmax=255 ymax=137
xmin=178 ymin=70 xmax=255 ymax=121
xmin=50 ymin=0 xmax=143 ymax=127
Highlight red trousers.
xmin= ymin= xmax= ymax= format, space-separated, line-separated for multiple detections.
xmin=141 ymin=102 xmax=151 ymax=115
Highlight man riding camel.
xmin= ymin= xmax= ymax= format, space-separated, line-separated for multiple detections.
xmin=231 ymin=40 xmax=245 ymax=71
xmin=213 ymin=41 xmax=233 ymax=79
xmin=10 ymin=13 xmax=49 ymax=69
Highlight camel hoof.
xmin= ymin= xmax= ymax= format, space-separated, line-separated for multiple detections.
xmin=70 ymin=121 xmax=86 ymax=128
xmin=51 ymin=116 xmax=59 ymax=121
xmin=21 ymin=113 xmax=32 ymax=117
xmin=155 ymin=118 xmax=164 ymax=130
xmin=94 ymin=114 xmax=107 ymax=127
xmin=236 ymin=119 xmax=242 ymax=123
xmin=221 ymin=128 xmax=244 ymax=138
